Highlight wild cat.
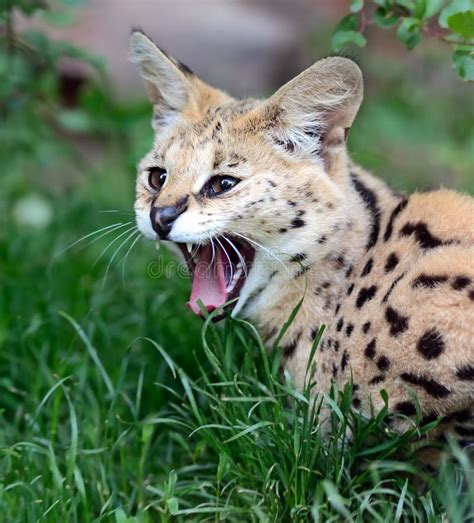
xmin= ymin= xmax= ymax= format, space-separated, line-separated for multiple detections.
xmin=129 ymin=30 xmax=474 ymax=449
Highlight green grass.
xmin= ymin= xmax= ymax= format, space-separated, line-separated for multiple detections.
xmin=1 ymin=46 xmax=473 ymax=521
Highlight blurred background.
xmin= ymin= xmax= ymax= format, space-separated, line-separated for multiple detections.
xmin=0 ymin=0 xmax=473 ymax=518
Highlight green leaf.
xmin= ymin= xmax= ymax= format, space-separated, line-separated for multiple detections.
xmin=447 ymin=10 xmax=474 ymax=38
xmin=425 ymin=0 xmax=445 ymax=18
xmin=332 ymin=30 xmax=367 ymax=51
xmin=374 ymin=6 xmax=400 ymax=27
xmin=115 ymin=509 xmax=131 ymax=523
xmin=452 ymin=48 xmax=474 ymax=79
xmin=350 ymin=0 xmax=364 ymax=13
xmin=439 ymin=0 xmax=473 ymax=28
xmin=397 ymin=17 xmax=422 ymax=49
xmin=414 ymin=0 xmax=427 ymax=19
xmin=166 ymin=497 xmax=179 ymax=515
xmin=335 ymin=13 xmax=360 ymax=32
xmin=398 ymin=0 xmax=416 ymax=9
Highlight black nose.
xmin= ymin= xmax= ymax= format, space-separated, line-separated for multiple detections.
xmin=150 ymin=204 xmax=185 ymax=239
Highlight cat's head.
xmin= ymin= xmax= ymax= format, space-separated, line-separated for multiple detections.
xmin=129 ymin=30 xmax=363 ymax=318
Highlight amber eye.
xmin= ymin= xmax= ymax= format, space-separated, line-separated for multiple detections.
xmin=205 ymin=176 xmax=240 ymax=197
xmin=148 ymin=167 xmax=167 ymax=191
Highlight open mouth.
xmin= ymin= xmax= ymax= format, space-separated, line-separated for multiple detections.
xmin=176 ymin=237 xmax=255 ymax=317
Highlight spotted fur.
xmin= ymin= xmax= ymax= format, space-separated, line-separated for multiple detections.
xmin=130 ymin=31 xmax=474 ymax=455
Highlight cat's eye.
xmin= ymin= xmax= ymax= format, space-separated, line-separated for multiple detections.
xmin=148 ymin=167 xmax=167 ymax=191
xmin=205 ymin=176 xmax=240 ymax=197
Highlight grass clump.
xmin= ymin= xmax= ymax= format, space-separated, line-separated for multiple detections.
xmin=1 ymin=288 xmax=472 ymax=521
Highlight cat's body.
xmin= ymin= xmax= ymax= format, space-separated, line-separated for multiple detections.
xmin=130 ymin=31 xmax=474 ymax=447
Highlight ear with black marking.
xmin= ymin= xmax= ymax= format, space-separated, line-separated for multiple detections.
xmin=129 ymin=30 xmax=230 ymax=132
xmin=263 ymin=57 xmax=363 ymax=169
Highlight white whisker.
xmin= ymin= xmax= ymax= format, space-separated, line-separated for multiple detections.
xmin=93 ymin=225 xmax=137 ymax=268
xmin=210 ymin=237 xmax=216 ymax=265
xmin=101 ymin=227 xmax=138 ymax=287
xmin=215 ymin=236 xmax=233 ymax=284
xmin=120 ymin=231 xmax=142 ymax=284
xmin=98 ymin=210 xmax=134 ymax=215
xmin=59 ymin=222 xmax=131 ymax=255
xmin=233 ymin=232 xmax=291 ymax=276
xmin=221 ymin=235 xmax=248 ymax=277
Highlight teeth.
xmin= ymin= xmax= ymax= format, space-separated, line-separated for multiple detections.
xmin=226 ymin=265 xmax=243 ymax=293
xmin=155 ymin=240 xmax=160 ymax=250
xmin=186 ymin=242 xmax=193 ymax=254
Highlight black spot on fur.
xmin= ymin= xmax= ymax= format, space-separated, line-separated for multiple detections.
xmin=385 ymin=307 xmax=409 ymax=337
xmin=384 ymin=253 xmax=399 ymax=273
xmin=322 ymin=281 xmax=331 ymax=289
xmin=310 ymin=327 xmax=320 ymax=340
xmin=452 ymin=409 xmax=472 ymax=423
xmin=381 ymin=273 xmax=405 ymax=304
xmin=417 ymin=329 xmax=445 ymax=360
xmin=336 ymin=318 xmax=344 ymax=332
xmin=455 ymin=426 xmax=474 ymax=437
xmin=470 ymin=290 xmax=474 ymax=301
xmin=347 ymin=283 xmax=355 ymax=296
xmin=377 ymin=356 xmax=390 ymax=371
xmin=283 ymin=341 xmax=297 ymax=357
xmin=295 ymin=265 xmax=311 ymax=279
xmin=332 ymin=364 xmax=338 ymax=378
xmin=287 ymin=200 xmax=297 ymax=207
xmin=421 ymin=412 xmax=439 ymax=426
xmin=291 ymin=218 xmax=305 ymax=228
xmin=384 ymin=198 xmax=408 ymax=241
xmin=395 ymin=401 xmax=417 ymax=416
xmin=318 ymin=235 xmax=327 ymax=244
xmin=362 ymin=321 xmax=371 ymax=334
xmin=282 ymin=332 xmax=301 ymax=358
xmin=341 ymin=351 xmax=349 ymax=370
xmin=345 ymin=265 xmax=353 ymax=278
xmin=335 ymin=303 xmax=341 ymax=315
xmin=361 ymin=258 xmax=373 ymax=277
xmin=350 ymin=173 xmax=381 ymax=250
xmin=456 ymin=365 xmax=474 ymax=381
xmin=369 ymin=375 xmax=385 ymax=385
xmin=334 ymin=340 xmax=340 ymax=352
xmin=412 ymin=274 xmax=448 ymax=289
xmin=291 ymin=253 xmax=306 ymax=263
xmin=400 ymin=222 xmax=452 ymax=249
xmin=452 ymin=276 xmax=471 ymax=290
xmin=275 ymin=138 xmax=296 ymax=153
xmin=296 ymin=209 xmax=306 ymax=217
xmin=400 ymin=373 xmax=450 ymax=398
xmin=267 ymin=179 xmax=277 ymax=188
xmin=329 ymin=254 xmax=346 ymax=270
xmin=364 ymin=339 xmax=376 ymax=360
xmin=352 ymin=397 xmax=361 ymax=408
xmin=346 ymin=323 xmax=354 ymax=338
xmin=279 ymin=228 xmax=287 ymax=234
xmin=356 ymin=286 xmax=377 ymax=308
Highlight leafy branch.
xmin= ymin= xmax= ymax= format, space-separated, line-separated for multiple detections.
xmin=333 ymin=0 xmax=474 ymax=80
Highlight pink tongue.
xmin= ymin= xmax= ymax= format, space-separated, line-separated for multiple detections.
xmin=186 ymin=245 xmax=228 ymax=315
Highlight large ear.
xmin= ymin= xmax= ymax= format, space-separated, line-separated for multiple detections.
xmin=261 ymin=57 xmax=363 ymax=169
xmin=129 ymin=30 xmax=230 ymax=131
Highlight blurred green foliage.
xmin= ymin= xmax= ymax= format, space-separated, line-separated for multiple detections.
xmin=334 ymin=0 xmax=474 ymax=80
